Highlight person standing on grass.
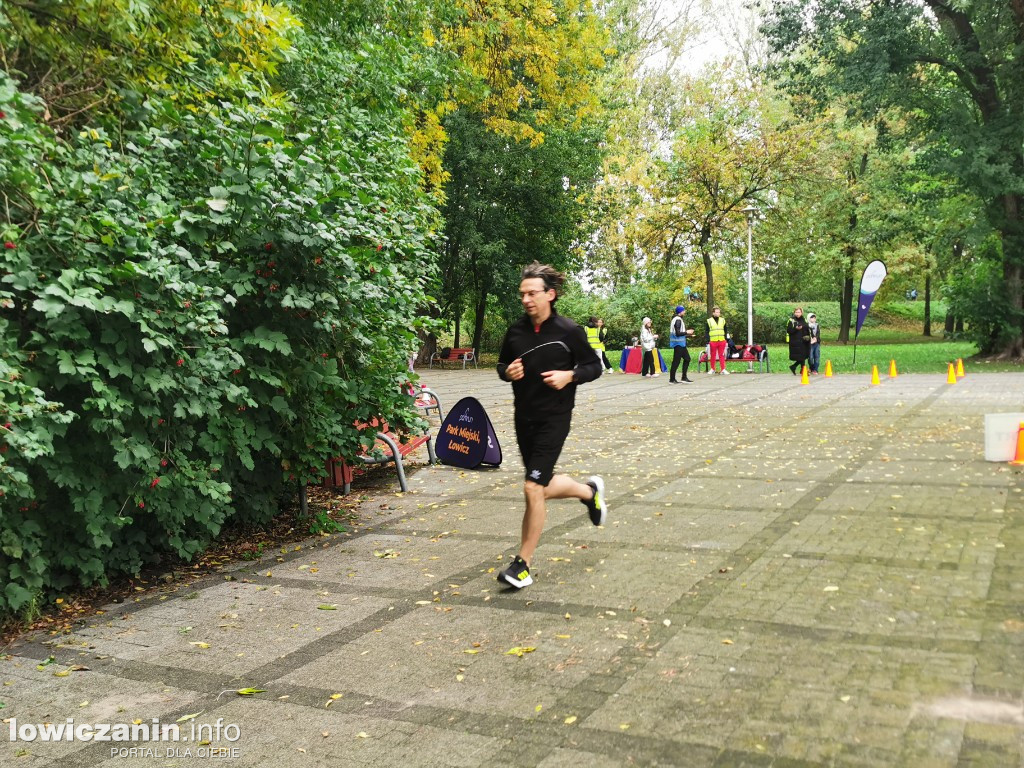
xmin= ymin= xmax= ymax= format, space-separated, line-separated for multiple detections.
xmin=787 ymin=307 xmax=811 ymax=375
xmin=640 ymin=317 xmax=659 ymax=377
xmin=668 ymin=305 xmax=695 ymax=383
xmin=807 ymin=312 xmax=822 ymax=374
xmin=495 ymin=262 xmax=608 ymax=589
xmin=705 ymin=306 xmax=729 ymax=375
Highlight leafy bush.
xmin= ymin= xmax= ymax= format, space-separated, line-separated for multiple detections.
xmin=0 ymin=40 xmax=437 ymax=613
xmin=945 ymin=253 xmax=1019 ymax=354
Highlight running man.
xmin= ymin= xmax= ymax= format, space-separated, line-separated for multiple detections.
xmin=495 ymin=262 xmax=607 ymax=589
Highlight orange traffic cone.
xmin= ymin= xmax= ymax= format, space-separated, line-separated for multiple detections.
xmin=801 ymin=365 xmax=809 ymax=385
xmin=1010 ymin=422 xmax=1024 ymax=466
xmin=888 ymin=359 xmax=898 ymax=378
xmin=946 ymin=363 xmax=957 ymax=384
xmin=956 ymin=358 xmax=965 ymax=378
xmin=870 ymin=365 xmax=880 ymax=385
xmin=824 ymin=360 xmax=833 ymax=378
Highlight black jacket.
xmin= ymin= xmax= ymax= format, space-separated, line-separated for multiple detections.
xmin=787 ymin=316 xmax=811 ymax=361
xmin=497 ymin=309 xmax=602 ymax=417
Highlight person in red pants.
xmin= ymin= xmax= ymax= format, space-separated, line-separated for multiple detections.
xmin=705 ymin=306 xmax=729 ymax=375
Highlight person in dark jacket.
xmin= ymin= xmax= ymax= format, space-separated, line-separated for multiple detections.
xmin=495 ymin=262 xmax=607 ymax=589
xmin=668 ymin=305 xmax=695 ymax=383
xmin=787 ymin=307 xmax=811 ymax=375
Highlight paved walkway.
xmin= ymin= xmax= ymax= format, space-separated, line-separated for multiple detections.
xmin=3 ymin=370 xmax=1024 ymax=767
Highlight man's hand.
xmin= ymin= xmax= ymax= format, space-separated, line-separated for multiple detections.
xmin=541 ymin=370 xmax=573 ymax=390
xmin=505 ymin=358 xmax=525 ymax=381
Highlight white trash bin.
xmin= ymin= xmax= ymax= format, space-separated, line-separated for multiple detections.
xmin=983 ymin=413 xmax=1024 ymax=462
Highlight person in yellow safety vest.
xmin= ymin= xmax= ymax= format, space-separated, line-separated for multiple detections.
xmin=705 ymin=306 xmax=729 ymax=375
xmin=585 ymin=317 xmax=614 ymax=373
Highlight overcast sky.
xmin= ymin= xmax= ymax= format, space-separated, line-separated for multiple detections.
xmin=651 ymin=0 xmax=763 ymax=74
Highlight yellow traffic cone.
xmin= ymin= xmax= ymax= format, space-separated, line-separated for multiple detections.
xmin=956 ymin=358 xmax=965 ymax=377
xmin=801 ymin=365 xmax=809 ymax=385
xmin=870 ymin=365 xmax=880 ymax=385
xmin=824 ymin=360 xmax=833 ymax=378
xmin=888 ymin=359 xmax=897 ymax=378
xmin=1011 ymin=423 xmax=1024 ymax=466
xmin=946 ymin=363 xmax=957 ymax=384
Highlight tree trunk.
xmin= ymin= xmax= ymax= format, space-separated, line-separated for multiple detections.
xmin=837 ymin=199 xmax=860 ymax=344
xmin=923 ymin=271 xmax=931 ymax=337
xmin=471 ymin=287 xmax=488 ymax=356
xmin=997 ymin=193 xmax=1024 ymax=358
xmin=838 ymin=273 xmax=853 ymax=343
xmin=454 ymin=312 xmax=460 ymax=348
xmin=416 ymin=300 xmax=442 ymax=365
xmin=703 ymin=250 xmax=714 ymax=316
xmin=955 ymin=317 xmax=964 ymax=333
xmin=945 ymin=311 xmax=955 ymax=335
xmin=1003 ymin=259 xmax=1024 ymax=357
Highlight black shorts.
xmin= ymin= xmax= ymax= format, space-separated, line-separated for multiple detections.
xmin=514 ymin=411 xmax=572 ymax=487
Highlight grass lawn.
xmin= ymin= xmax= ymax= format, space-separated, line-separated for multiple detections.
xmin=763 ymin=340 xmax=1021 ymax=375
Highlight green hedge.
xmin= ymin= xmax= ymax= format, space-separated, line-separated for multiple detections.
xmin=0 ymin=63 xmax=437 ymax=614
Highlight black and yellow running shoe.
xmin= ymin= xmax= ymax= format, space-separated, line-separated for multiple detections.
xmin=583 ymin=475 xmax=607 ymax=526
xmin=497 ymin=556 xmax=533 ymax=588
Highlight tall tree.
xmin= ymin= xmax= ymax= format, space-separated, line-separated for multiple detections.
xmin=441 ymin=111 xmax=603 ymax=351
xmin=433 ymin=0 xmax=613 ymax=347
xmin=641 ymin=74 xmax=820 ymax=313
xmin=764 ymin=0 xmax=1024 ymax=357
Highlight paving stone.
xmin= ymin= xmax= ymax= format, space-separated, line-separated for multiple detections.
xmin=4 ymin=369 xmax=1023 ymax=767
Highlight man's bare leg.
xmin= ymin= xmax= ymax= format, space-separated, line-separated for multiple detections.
xmin=520 ymin=475 xmax=593 ymax=564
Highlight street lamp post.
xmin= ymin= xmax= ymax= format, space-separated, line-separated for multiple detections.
xmin=740 ymin=206 xmax=757 ymax=371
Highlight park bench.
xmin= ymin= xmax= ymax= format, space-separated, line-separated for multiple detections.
xmin=698 ymin=345 xmax=770 ymax=373
xmin=412 ymin=386 xmax=443 ymax=420
xmin=428 ymin=347 xmax=477 ymax=369
xmin=321 ymin=418 xmax=436 ymax=495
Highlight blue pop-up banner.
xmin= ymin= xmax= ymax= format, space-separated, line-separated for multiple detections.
xmin=436 ymin=397 xmax=502 ymax=469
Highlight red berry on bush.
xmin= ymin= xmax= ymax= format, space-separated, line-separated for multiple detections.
xmin=264 ymin=243 xmax=273 ymax=251
xmin=0 ymin=111 xmax=6 ymax=119
xmin=176 ymin=358 xmax=184 ymax=366
xmin=150 ymin=477 xmax=160 ymax=488
xmin=138 ymin=501 xmax=145 ymax=509
xmin=160 ymin=459 xmax=168 ymax=467
xmin=4 ymin=241 xmax=14 ymax=250
xmin=376 ymin=244 xmax=383 ymax=251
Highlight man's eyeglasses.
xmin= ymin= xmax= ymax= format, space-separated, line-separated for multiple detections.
xmin=520 ymin=289 xmax=551 ymax=300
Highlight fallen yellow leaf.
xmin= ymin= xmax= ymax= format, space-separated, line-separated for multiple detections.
xmin=505 ymin=646 xmax=536 ymax=657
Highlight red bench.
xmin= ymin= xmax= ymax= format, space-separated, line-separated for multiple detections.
xmin=412 ymin=386 xmax=443 ymax=420
xmin=698 ymin=345 xmax=770 ymax=373
xmin=428 ymin=347 xmax=477 ymax=369
xmin=321 ymin=419 xmax=435 ymax=495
